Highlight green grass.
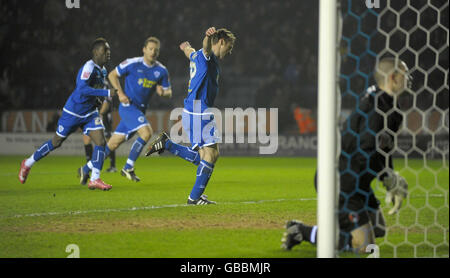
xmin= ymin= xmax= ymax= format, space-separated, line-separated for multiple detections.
xmin=0 ymin=156 xmax=447 ymax=258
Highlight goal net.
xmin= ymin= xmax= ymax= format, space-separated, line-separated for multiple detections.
xmin=336 ymin=0 xmax=449 ymax=258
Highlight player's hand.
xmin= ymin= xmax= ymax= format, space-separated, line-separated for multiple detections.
xmin=383 ymin=171 xmax=408 ymax=215
xmin=205 ymin=27 xmax=216 ymax=37
xmin=179 ymin=41 xmax=191 ymax=51
xmin=118 ymin=90 xmax=130 ymax=104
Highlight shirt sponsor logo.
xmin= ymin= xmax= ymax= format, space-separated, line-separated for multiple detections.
xmin=138 ymin=78 xmax=156 ymax=88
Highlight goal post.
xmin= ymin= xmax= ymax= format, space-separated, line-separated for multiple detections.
xmin=317 ymin=0 xmax=339 ymax=258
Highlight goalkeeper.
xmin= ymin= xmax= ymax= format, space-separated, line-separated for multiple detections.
xmin=282 ymin=57 xmax=411 ymax=254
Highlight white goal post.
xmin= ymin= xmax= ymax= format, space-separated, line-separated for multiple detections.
xmin=317 ymin=0 xmax=338 ymax=258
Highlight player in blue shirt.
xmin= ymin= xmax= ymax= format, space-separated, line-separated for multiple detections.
xmin=145 ymin=27 xmax=236 ymax=205
xmin=18 ymin=38 xmax=116 ymax=191
xmin=78 ymin=37 xmax=172 ymax=184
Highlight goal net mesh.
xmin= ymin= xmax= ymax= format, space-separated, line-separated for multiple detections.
xmin=337 ymin=0 xmax=448 ymax=257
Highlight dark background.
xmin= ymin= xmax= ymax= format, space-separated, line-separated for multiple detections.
xmin=0 ymin=0 xmax=318 ymax=129
xmin=0 ymin=0 xmax=448 ymax=135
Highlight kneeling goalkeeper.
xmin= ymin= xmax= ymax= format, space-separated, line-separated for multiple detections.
xmin=282 ymin=57 xmax=411 ymax=254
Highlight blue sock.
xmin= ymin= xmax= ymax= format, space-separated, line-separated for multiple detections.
xmin=83 ymin=145 xmax=111 ymax=174
xmin=165 ymin=139 xmax=200 ymax=165
xmin=91 ymin=145 xmax=106 ymax=171
xmin=33 ymin=140 xmax=55 ymax=162
xmin=124 ymin=137 xmax=146 ymax=170
xmin=189 ymin=160 xmax=214 ymax=200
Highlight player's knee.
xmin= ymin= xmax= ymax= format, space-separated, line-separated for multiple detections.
xmin=207 ymin=148 xmax=219 ymax=163
xmin=351 ymin=225 xmax=375 ymax=254
xmin=138 ymin=126 xmax=152 ymax=142
xmin=213 ymin=149 xmax=220 ymax=162
xmin=108 ymin=141 xmax=119 ymax=150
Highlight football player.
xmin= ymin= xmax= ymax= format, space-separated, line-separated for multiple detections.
xmin=145 ymin=27 xmax=236 ymax=205
xmin=78 ymin=37 xmax=172 ymax=183
xmin=19 ymin=38 xmax=116 ymax=191
xmin=282 ymin=57 xmax=411 ymax=254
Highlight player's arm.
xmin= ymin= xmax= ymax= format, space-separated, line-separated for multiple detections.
xmin=202 ymin=27 xmax=216 ymax=58
xmin=156 ymin=85 xmax=172 ymax=98
xmin=108 ymin=69 xmax=129 ymax=104
xmin=179 ymin=41 xmax=195 ymax=59
xmin=81 ymin=86 xmax=110 ymax=97
xmin=78 ymin=81 xmax=113 ymax=98
xmin=99 ymin=99 xmax=110 ymax=115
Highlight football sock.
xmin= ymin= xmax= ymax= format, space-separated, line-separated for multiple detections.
xmin=124 ymin=137 xmax=146 ymax=170
xmin=165 ymin=139 xmax=200 ymax=165
xmin=83 ymin=162 xmax=92 ymax=175
xmin=189 ymin=160 xmax=214 ymax=200
xmin=300 ymin=224 xmax=317 ymax=244
xmin=109 ymin=150 xmax=116 ymax=168
xmin=83 ymin=145 xmax=110 ymax=174
xmin=90 ymin=145 xmax=105 ymax=181
xmin=26 ymin=140 xmax=55 ymax=167
xmin=84 ymin=144 xmax=93 ymax=162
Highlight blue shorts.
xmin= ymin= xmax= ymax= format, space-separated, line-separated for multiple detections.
xmin=114 ymin=103 xmax=150 ymax=140
xmin=182 ymin=109 xmax=220 ymax=149
xmin=56 ymin=110 xmax=104 ymax=138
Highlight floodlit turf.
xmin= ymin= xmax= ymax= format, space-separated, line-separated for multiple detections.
xmin=0 ymin=155 xmax=448 ymax=258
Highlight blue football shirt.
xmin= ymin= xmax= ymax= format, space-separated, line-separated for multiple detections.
xmin=183 ymin=49 xmax=220 ymax=113
xmin=63 ymin=60 xmax=110 ymax=117
xmin=116 ymin=57 xmax=171 ymax=111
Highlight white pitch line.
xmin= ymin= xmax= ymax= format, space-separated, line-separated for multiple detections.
xmin=2 ymin=198 xmax=317 ymax=220
xmin=1 ymin=194 xmax=447 ymax=220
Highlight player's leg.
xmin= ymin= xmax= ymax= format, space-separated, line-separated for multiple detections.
xmin=145 ymin=110 xmax=200 ymax=165
xmin=281 ymin=220 xmax=317 ymax=250
xmin=367 ymin=186 xmax=386 ymax=238
xmin=281 ymin=203 xmax=373 ymax=253
xmin=121 ymin=124 xmax=153 ymax=182
xmin=79 ymin=132 xmax=125 ymax=184
xmin=106 ymin=135 xmax=117 ymax=172
xmin=85 ymin=128 xmax=111 ymax=190
xmin=186 ymin=112 xmax=221 ymax=204
xmin=146 ymin=132 xmax=201 ymax=165
xmin=19 ymin=133 xmax=66 ymax=184
xmin=187 ymin=144 xmax=219 ymax=205
xmin=282 ymin=170 xmax=319 ymax=249
xmin=103 ymin=113 xmax=117 ymax=172
xmin=350 ymin=222 xmax=376 ymax=254
xmin=18 ymin=112 xmax=76 ymax=184
xmin=82 ymin=134 xmax=93 ymax=162
xmin=105 ymin=132 xmax=123 ymax=174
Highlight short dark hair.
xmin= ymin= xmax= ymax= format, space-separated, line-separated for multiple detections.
xmin=92 ymin=37 xmax=108 ymax=52
xmin=143 ymin=37 xmax=161 ymax=48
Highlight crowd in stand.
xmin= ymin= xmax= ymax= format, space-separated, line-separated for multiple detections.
xmin=1 ymin=0 xmax=446 ymax=134
xmin=0 ymin=0 xmax=318 ymax=113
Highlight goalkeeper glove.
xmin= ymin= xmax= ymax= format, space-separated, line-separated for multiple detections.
xmin=383 ymin=171 xmax=408 ymax=215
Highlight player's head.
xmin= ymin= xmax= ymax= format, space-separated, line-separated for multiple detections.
xmin=142 ymin=37 xmax=160 ymax=64
xmin=375 ymin=57 xmax=411 ymax=96
xmin=92 ymin=37 xmax=111 ymax=66
xmin=211 ymin=28 xmax=236 ymax=59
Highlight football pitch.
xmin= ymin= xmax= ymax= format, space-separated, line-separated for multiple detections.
xmin=0 ymin=156 xmax=448 ymax=258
